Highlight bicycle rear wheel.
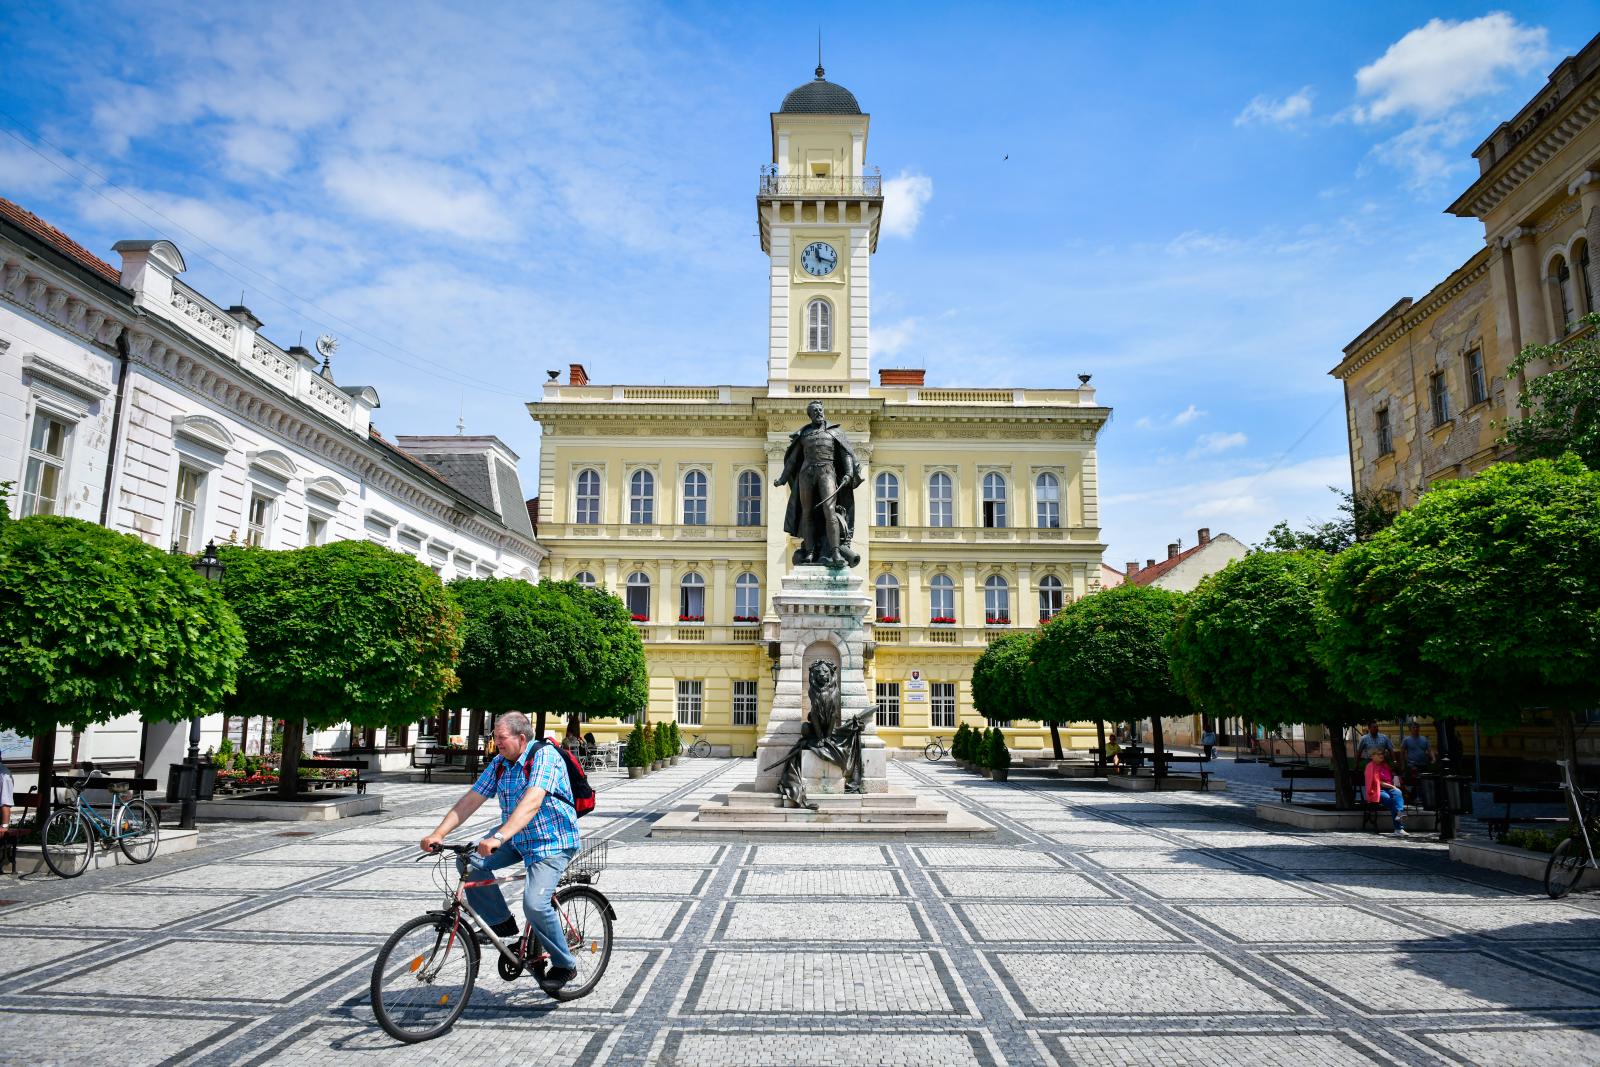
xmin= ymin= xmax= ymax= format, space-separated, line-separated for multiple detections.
xmin=42 ymin=810 xmax=92 ymax=878
xmin=1545 ymin=837 xmax=1587 ymax=899
xmin=118 ymin=800 xmax=160 ymax=863
xmin=546 ymin=885 xmax=614 ymax=1001
xmin=923 ymin=742 xmax=944 ymax=762
xmin=690 ymin=739 xmax=712 ymax=758
xmin=370 ymin=913 xmax=477 ymax=1042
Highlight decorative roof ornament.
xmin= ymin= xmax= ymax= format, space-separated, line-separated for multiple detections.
xmin=316 ymin=333 xmax=338 ymax=379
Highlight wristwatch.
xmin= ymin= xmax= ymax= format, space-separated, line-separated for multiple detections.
xmin=491 ymin=831 xmax=506 ymax=842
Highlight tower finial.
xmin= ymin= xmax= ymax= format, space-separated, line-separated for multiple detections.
xmin=816 ymin=29 xmax=824 ymax=79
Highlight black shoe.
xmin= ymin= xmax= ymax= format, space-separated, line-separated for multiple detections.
xmin=538 ymin=965 xmax=578 ymax=992
xmin=476 ymin=918 xmax=519 ymax=946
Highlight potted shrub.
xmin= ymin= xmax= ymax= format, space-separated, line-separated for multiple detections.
xmin=668 ymin=721 xmax=682 ymax=765
xmin=989 ymin=727 xmax=1012 ymax=782
xmin=643 ymin=724 xmax=658 ymax=771
xmin=654 ymin=722 xmax=670 ymax=769
xmin=953 ymin=723 xmax=971 ymax=767
xmin=624 ymin=723 xmax=646 ymax=778
xmin=972 ymin=728 xmax=990 ymax=776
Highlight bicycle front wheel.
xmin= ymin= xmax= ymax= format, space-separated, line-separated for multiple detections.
xmin=42 ymin=809 xmax=92 ymax=878
xmin=547 ymin=885 xmax=614 ymax=1001
xmin=924 ymin=742 xmax=944 ymax=762
xmin=690 ymin=739 xmax=712 ymax=758
xmin=118 ymin=800 xmax=161 ymax=863
xmin=1545 ymin=837 xmax=1587 ymax=899
xmin=370 ymin=913 xmax=478 ymax=1042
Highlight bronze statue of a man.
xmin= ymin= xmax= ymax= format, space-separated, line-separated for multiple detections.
xmin=775 ymin=401 xmax=863 ymax=568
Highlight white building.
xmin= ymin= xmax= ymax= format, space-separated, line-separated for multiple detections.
xmin=1 ymin=196 xmax=544 ymax=786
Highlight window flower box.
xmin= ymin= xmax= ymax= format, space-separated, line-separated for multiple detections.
xmin=733 ymin=615 xmax=758 ymax=622
xmin=678 ymin=615 xmax=705 ymax=623
xmin=631 ymin=614 xmax=649 ymax=622
xmin=985 ymin=615 xmax=1011 ymax=625
xmin=930 ymin=616 xmax=956 ymax=625
xmin=876 ymin=615 xmax=901 ymax=624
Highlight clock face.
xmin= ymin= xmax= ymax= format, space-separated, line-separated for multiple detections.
xmin=800 ymin=241 xmax=838 ymax=277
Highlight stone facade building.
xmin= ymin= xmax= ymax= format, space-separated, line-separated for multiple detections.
xmin=0 ymin=197 xmax=544 ymax=786
xmin=530 ymin=69 xmax=1110 ymax=756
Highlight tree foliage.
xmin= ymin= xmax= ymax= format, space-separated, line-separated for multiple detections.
xmin=555 ymin=580 xmax=649 ymax=722
xmin=971 ymin=631 xmax=1038 ymax=725
xmin=1502 ymin=313 xmax=1600 ymax=469
xmin=1316 ymin=456 xmax=1600 ymax=742
xmin=0 ymin=516 xmax=244 ymax=737
xmin=1257 ymin=487 xmax=1395 ymax=554
xmin=1027 ymin=584 xmax=1191 ymax=728
xmin=451 ymin=578 xmax=595 ymax=717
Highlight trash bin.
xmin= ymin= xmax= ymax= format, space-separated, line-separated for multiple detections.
xmin=166 ymin=763 xmax=218 ymax=802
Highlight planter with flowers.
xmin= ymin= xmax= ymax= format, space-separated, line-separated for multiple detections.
xmin=677 ymin=615 xmax=704 ymax=623
xmin=930 ymin=616 xmax=956 ymax=625
xmin=985 ymin=615 xmax=1010 ymax=626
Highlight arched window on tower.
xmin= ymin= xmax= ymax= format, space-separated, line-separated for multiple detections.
xmin=737 ymin=470 xmax=762 ymax=526
xmin=982 ymin=472 xmax=1008 ymax=528
xmin=1035 ymin=472 xmax=1060 ymax=529
xmin=682 ymin=470 xmax=708 ymax=526
xmin=574 ymin=468 xmax=601 ymax=524
xmin=629 ymin=470 xmax=654 ymax=525
xmin=875 ymin=472 xmax=900 ymax=527
xmin=806 ymin=298 xmax=833 ymax=352
xmin=1555 ymin=255 xmax=1576 ymax=335
xmin=1578 ymin=240 xmax=1596 ymax=316
xmin=625 ymin=571 xmax=651 ymax=620
xmin=928 ymin=472 xmax=953 ymax=528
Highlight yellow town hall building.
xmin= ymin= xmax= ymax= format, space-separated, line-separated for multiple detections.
xmin=530 ymin=67 xmax=1109 ymax=755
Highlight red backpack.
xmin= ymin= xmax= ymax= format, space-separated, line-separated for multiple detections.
xmin=493 ymin=740 xmax=596 ymax=818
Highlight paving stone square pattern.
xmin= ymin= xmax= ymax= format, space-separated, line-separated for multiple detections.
xmin=4 ymin=755 xmax=1599 ymax=1067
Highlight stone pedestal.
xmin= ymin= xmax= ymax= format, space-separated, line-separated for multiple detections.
xmin=753 ymin=566 xmax=887 ymax=796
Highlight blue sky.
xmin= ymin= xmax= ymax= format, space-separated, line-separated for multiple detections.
xmin=3 ymin=2 xmax=1595 ymax=565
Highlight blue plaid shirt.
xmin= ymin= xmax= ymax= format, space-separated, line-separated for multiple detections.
xmin=471 ymin=743 xmax=580 ymax=860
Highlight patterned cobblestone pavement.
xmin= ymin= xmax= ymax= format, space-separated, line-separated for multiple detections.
xmin=3 ymin=758 xmax=1599 ymax=1066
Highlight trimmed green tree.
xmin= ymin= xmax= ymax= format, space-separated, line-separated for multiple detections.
xmin=554 ymin=580 xmax=649 ymax=734
xmin=1502 ymin=313 xmax=1600 ymax=469
xmin=988 ymin=727 xmax=1011 ymax=776
xmin=654 ymin=722 xmax=670 ymax=764
xmin=952 ymin=722 xmax=972 ymax=762
xmin=1028 ymin=584 xmax=1192 ymax=779
xmin=219 ymin=541 xmax=462 ymax=799
xmin=1171 ymin=551 xmax=1366 ymax=806
xmin=0 ymin=516 xmax=245 ymax=826
xmin=973 ymin=630 xmax=1067 ymax=758
xmin=1316 ymin=456 xmax=1600 ymax=805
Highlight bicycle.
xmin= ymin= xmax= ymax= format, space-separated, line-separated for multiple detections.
xmin=1545 ymin=758 xmax=1600 ymax=899
xmin=923 ymin=736 xmax=949 ymax=762
xmin=41 ymin=765 xmax=160 ymax=878
xmin=370 ymin=839 xmax=616 ymax=1043
xmin=687 ymin=733 xmax=713 ymax=758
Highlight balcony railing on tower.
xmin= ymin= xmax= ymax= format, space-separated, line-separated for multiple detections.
xmin=758 ymin=171 xmax=882 ymax=198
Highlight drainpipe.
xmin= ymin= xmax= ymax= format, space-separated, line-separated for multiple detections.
xmin=99 ymin=329 xmax=132 ymax=527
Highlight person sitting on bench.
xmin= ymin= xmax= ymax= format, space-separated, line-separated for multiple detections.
xmin=1365 ymin=749 xmax=1408 ymax=838
xmin=0 ymin=754 xmax=13 ymax=830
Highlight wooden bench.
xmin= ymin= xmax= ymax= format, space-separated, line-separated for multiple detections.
xmin=1483 ymin=785 xmax=1568 ymax=841
xmin=298 ymin=759 xmax=368 ymax=795
xmin=1150 ymin=753 xmax=1215 ymax=791
xmin=1 ymin=790 xmax=41 ymax=876
xmin=1274 ymin=765 xmax=1334 ymax=803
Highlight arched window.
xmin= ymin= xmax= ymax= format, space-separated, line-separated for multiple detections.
xmin=875 ymin=472 xmax=900 ymax=527
xmin=629 ymin=470 xmax=654 ymax=525
xmin=929 ymin=573 xmax=955 ymax=623
xmin=625 ymin=571 xmax=651 ymax=620
xmin=806 ymin=298 xmax=832 ymax=351
xmin=1578 ymin=240 xmax=1595 ymax=315
xmin=928 ymin=472 xmax=953 ymax=528
xmin=984 ymin=575 xmax=1010 ymax=624
xmin=734 ymin=572 xmax=761 ymax=621
xmin=982 ymin=472 xmax=1007 ymax=528
xmin=679 ymin=571 xmax=705 ymax=621
xmin=572 ymin=570 xmax=598 ymax=589
xmin=682 ymin=469 xmax=708 ymax=525
xmin=737 ymin=470 xmax=762 ymax=526
xmin=875 ymin=573 xmax=901 ymax=622
xmin=1038 ymin=575 xmax=1064 ymax=621
xmin=1555 ymin=255 xmax=1576 ymax=334
xmin=1035 ymin=472 xmax=1060 ymax=529
xmin=574 ymin=468 xmax=601 ymax=525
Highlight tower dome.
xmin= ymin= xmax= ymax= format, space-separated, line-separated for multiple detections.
xmin=779 ymin=65 xmax=862 ymax=115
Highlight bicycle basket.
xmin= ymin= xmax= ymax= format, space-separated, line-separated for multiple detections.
xmin=560 ymin=840 xmax=609 ymax=885
xmin=61 ymin=787 xmax=79 ymax=802
xmin=109 ymin=782 xmax=131 ymax=795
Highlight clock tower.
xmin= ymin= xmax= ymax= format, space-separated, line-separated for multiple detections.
xmin=759 ymin=65 xmax=882 ymax=398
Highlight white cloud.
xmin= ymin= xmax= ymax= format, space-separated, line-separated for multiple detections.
xmin=1186 ymin=431 xmax=1248 ymax=458
xmin=1134 ymin=416 xmax=1154 ymax=429
xmin=882 ymin=171 xmax=933 ymax=239
xmin=0 ymin=138 xmax=76 ymax=197
xmin=221 ymin=125 xmax=299 ymax=177
xmin=1235 ymin=87 xmax=1313 ymax=127
xmin=1171 ymin=404 xmax=1205 ymax=427
xmin=1353 ymin=14 xmax=1549 ymax=123
xmin=322 ymin=156 xmax=507 ymax=240
xmin=874 ymin=317 xmax=918 ymax=357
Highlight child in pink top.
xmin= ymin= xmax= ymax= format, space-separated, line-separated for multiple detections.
xmin=1365 ymin=750 xmax=1408 ymax=837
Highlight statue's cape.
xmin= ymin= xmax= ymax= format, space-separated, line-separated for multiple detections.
xmin=780 ymin=423 xmax=864 ymax=539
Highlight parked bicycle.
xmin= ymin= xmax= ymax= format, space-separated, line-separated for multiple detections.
xmin=1545 ymin=759 xmax=1600 ymax=899
xmin=370 ymin=839 xmax=615 ymax=1042
xmin=923 ymin=736 xmax=949 ymax=762
xmin=42 ymin=765 xmax=160 ymax=878
xmin=687 ymin=733 xmax=713 ymax=758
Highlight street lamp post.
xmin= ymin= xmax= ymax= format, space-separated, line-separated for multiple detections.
xmin=180 ymin=540 xmax=225 ymax=830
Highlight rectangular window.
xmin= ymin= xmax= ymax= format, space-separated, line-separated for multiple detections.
xmin=931 ymin=682 xmax=956 ymax=729
xmin=875 ymin=682 xmax=901 ymax=727
xmin=676 ymin=680 xmax=704 ymax=726
xmin=246 ymin=493 xmax=272 ymax=547
xmin=733 ymin=680 xmax=759 ymax=726
xmin=1375 ymin=407 xmax=1393 ymax=456
xmin=1465 ymin=349 xmax=1488 ymax=407
xmin=20 ymin=412 xmax=69 ymax=518
xmin=306 ymin=514 xmax=328 ymax=546
xmin=1429 ymin=372 xmax=1451 ymax=428
xmin=986 ymin=717 xmax=1013 ymax=728
xmin=172 ymin=465 xmax=204 ymax=553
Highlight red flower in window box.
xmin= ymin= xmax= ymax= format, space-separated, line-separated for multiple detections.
xmin=986 ymin=615 xmax=1011 ymax=625
xmin=930 ymin=616 xmax=956 ymax=625
xmin=876 ymin=615 xmax=901 ymax=624
xmin=733 ymin=615 xmax=759 ymax=622
xmin=678 ymin=615 xmax=704 ymax=622
xmin=631 ymin=614 xmax=649 ymax=622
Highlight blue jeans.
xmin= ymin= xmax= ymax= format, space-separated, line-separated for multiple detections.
xmin=1377 ymin=787 xmax=1405 ymax=823
xmin=458 ymin=843 xmax=579 ymax=970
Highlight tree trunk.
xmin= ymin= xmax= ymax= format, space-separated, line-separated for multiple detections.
xmin=1555 ymin=708 xmax=1584 ymax=828
xmin=466 ymin=708 xmax=484 ymax=777
xmin=35 ymin=726 xmax=58 ymax=834
xmin=1328 ymin=722 xmax=1354 ymax=809
xmin=535 ymin=709 xmax=548 ymax=740
xmin=1151 ymin=715 xmax=1167 ymax=786
xmin=1048 ymin=721 xmax=1064 ymax=760
xmin=1094 ymin=719 xmax=1107 ymax=775
xmin=277 ymin=719 xmax=304 ymax=800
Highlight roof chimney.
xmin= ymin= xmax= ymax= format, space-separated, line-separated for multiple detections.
xmin=568 ymin=363 xmax=589 ymax=386
xmin=1146 ymin=559 xmax=1156 ymax=571
xmin=1126 ymin=561 xmax=1141 ymax=575
xmin=1167 ymin=543 xmax=1180 ymax=560
xmin=1197 ymin=527 xmax=1211 ymax=546
xmin=879 ymin=368 xmax=926 ymax=386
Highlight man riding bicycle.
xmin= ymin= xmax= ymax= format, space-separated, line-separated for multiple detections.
xmin=421 ymin=711 xmax=580 ymax=992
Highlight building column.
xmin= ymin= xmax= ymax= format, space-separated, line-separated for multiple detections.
xmin=1079 ymin=446 xmax=1099 ymax=528
xmin=1503 ymin=226 xmax=1551 ymax=349
xmin=1016 ymin=564 xmax=1033 ymax=627
xmin=960 ymin=562 xmax=980 ymax=629
xmin=602 ymin=559 xmax=619 ymax=592
xmin=656 ymin=558 xmax=674 ymax=624
xmin=1571 ymin=171 xmax=1600 ymax=314
xmin=907 ymin=561 xmax=924 ymax=628
xmin=712 ymin=557 xmax=729 ymax=625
